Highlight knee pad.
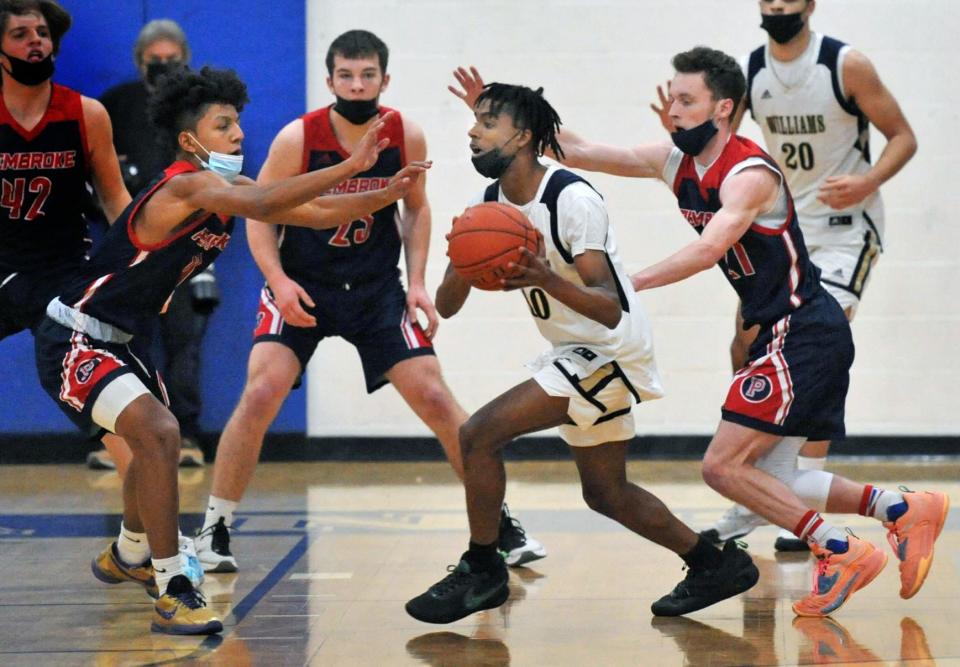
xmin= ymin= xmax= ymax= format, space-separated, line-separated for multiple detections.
xmin=791 ymin=470 xmax=833 ymax=512
xmin=754 ymin=436 xmax=832 ymax=512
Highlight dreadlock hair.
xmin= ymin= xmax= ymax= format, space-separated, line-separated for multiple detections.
xmin=475 ymin=82 xmax=564 ymax=160
xmin=672 ymin=46 xmax=746 ymax=118
xmin=148 ymin=65 xmax=249 ymax=152
xmin=0 ymin=0 xmax=71 ymax=54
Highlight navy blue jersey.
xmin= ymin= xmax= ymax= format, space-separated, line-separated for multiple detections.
xmin=59 ymin=161 xmax=234 ymax=337
xmin=278 ymin=105 xmax=405 ymax=286
xmin=666 ymin=136 xmax=822 ymax=328
xmin=0 ymin=84 xmax=91 ymax=273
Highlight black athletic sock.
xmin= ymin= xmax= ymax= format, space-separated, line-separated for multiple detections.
xmin=465 ymin=540 xmax=501 ymax=571
xmin=681 ymin=535 xmax=724 ymax=571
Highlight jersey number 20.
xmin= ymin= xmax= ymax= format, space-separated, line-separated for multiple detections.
xmin=1 ymin=177 xmax=52 ymax=221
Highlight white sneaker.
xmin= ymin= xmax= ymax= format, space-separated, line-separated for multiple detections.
xmin=700 ymin=505 xmax=768 ymax=543
xmin=194 ymin=518 xmax=238 ymax=573
xmin=498 ymin=504 xmax=547 ymax=566
xmin=179 ymin=534 xmax=205 ymax=587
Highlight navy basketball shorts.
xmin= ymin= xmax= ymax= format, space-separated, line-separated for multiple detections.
xmin=721 ymin=290 xmax=854 ymax=441
xmin=1 ymin=263 xmax=83 ymax=340
xmin=252 ymin=275 xmax=434 ymax=393
xmin=34 ymin=317 xmax=169 ymax=438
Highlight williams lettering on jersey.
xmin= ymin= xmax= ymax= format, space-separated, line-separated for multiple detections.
xmin=764 ymin=115 xmax=826 ymax=135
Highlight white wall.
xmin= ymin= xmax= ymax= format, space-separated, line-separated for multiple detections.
xmin=304 ymin=0 xmax=959 ymax=437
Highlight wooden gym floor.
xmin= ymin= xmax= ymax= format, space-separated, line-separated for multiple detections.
xmin=1 ymin=458 xmax=958 ymax=666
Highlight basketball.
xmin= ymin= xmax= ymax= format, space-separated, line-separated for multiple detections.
xmin=446 ymin=202 xmax=540 ymax=290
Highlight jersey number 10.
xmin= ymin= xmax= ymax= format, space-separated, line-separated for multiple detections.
xmin=1 ymin=176 xmax=52 ymax=221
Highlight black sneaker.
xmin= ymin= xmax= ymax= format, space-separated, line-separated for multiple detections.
xmin=651 ymin=540 xmax=760 ymax=617
xmin=405 ymin=555 xmax=509 ymax=624
xmin=498 ymin=504 xmax=546 ymax=566
xmin=775 ymin=533 xmax=811 ymax=552
xmin=194 ymin=517 xmax=238 ymax=573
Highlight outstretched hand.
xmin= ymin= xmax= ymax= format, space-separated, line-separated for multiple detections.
xmin=351 ymin=112 xmax=393 ymax=172
xmin=386 ymin=161 xmax=432 ymax=200
xmin=650 ymin=81 xmax=676 ymax=133
xmin=448 ymin=66 xmax=486 ymax=110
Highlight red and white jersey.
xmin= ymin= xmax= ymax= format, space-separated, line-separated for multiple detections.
xmin=0 ymin=84 xmax=91 ymax=273
xmin=662 ymin=136 xmax=823 ymax=328
xmin=57 ymin=161 xmax=234 ymax=337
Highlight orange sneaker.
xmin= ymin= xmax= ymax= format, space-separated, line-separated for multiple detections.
xmin=899 ymin=617 xmax=934 ymax=664
xmin=793 ymin=616 xmax=882 ymax=663
xmin=792 ymin=536 xmax=887 ymax=617
xmin=884 ymin=490 xmax=949 ymax=599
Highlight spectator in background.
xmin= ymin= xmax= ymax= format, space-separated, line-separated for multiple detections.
xmin=88 ymin=19 xmax=213 ymax=469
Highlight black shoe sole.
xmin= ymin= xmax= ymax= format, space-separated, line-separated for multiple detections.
xmin=405 ymin=583 xmax=509 ymax=624
xmin=774 ymin=536 xmax=811 ymax=552
xmin=698 ymin=528 xmax=754 ymax=545
xmin=651 ymin=561 xmax=760 ymax=617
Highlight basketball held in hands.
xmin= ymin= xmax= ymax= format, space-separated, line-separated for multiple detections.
xmin=446 ymin=203 xmax=540 ymax=291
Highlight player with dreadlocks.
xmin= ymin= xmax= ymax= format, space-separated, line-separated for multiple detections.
xmin=405 ymin=81 xmax=760 ymax=624
xmin=32 ymin=64 xmax=427 ymax=635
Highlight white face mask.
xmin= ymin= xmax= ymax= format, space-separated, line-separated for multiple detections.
xmin=188 ymin=133 xmax=243 ymax=182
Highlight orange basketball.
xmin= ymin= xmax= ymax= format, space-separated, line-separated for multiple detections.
xmin=446 ymin=202 xmax=539 ymax=291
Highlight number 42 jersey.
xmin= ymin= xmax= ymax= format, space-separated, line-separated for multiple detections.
xmin=0 ymin=84 xmax=91 ymax=274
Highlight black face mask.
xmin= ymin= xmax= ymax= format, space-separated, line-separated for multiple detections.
xmin=671 ymin=118 xmax=719 ymax=156
xmin=761 ymin=13 xmax=805 ymax=44
xmin=333 ymin=96 xmax=380 ymax=125
xmin=144 ymin=60 xmax=182 ymax=88
xmin=1 ymin=51 xmax=54 ymax=86
xmin=470 ymin=132 xmax=521 ymax=180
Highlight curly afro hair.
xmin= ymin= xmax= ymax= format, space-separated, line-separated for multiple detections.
xmin=148 ymin=65 xmax=249 ymax=150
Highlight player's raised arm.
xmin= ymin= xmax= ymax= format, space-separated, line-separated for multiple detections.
xmin=553 ymin=127 xmax=674 ymax=180
xmin=174 ymin=115 xmax=389 ymax=220
xmin=632 ymin=166 xmax=779 ymax=291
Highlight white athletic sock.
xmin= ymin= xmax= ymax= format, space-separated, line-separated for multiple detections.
xmin=117 ymin=523 xmax=150 ymax=565
xmin=795 ymin=511 xmax=848 ymax=551
xmin=203 ymin=495 xmax=237 ymax=531
xmin=152 ymin=554 xmax=183 ymax=596
xmin=860 ymin=484 xmax=906 ymax=521
xmin=797 ymin=455 xmax=826 ymax=471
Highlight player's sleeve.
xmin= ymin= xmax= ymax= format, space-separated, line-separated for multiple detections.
xmin=559 ymin=185 xmax=609 ymax=257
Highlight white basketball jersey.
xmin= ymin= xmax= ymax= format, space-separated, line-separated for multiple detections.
xmin=468 ymin=165 xmax=662 ymax=399
xmin=744 ymin=33 xmax=884 ymax=247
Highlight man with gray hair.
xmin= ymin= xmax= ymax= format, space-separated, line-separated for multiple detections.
xmin=89 ymin=19 xmax=212 ymax=471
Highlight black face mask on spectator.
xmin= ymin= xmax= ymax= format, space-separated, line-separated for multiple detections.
xmin=144 ymin=60 xmax=182 ymax=88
